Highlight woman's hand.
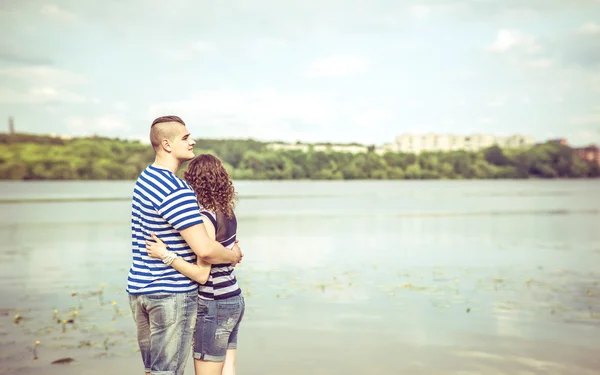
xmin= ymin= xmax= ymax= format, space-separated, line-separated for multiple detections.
xmin=146 ymin=233 xmax=169 ymax=260
xmin=232 ymin=239 xmax=243 ymax=267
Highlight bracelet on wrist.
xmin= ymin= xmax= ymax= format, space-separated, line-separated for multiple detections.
xmin=162 ymin=252 xmax=178 ymax=266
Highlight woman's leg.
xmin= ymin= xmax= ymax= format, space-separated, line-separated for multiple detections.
xmin=194 ymin=358 xmax=225 ymax=375
xmin=222 ymin=349 xmax=237 ymax=375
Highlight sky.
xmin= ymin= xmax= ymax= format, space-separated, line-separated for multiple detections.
xmin=0 ymin=0 xmax=599 ymax=147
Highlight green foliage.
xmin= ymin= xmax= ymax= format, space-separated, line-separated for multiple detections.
xmin=0 ymin=133 xmax=597 ymax=180
xmin=484 ymin=145 xmax=510 ymax=166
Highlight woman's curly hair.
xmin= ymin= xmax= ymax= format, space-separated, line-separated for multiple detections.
xmin=183 ymin=154 xmax=237 ymax=218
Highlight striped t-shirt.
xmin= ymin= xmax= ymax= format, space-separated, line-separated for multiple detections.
xmin=126 ymin=165 xmax=204 ymax=295
xmin=198 ymin=210 xmax=242 ymax=300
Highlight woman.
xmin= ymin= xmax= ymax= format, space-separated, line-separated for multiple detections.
xmin=146 ymin=153 xmax=245 ymax=375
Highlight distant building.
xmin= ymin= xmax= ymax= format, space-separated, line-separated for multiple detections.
xmin=8 ymin=116 xmax=14 ymax=134
xmin=549 ymin=138 xmax=568 ymax=145
xmin=574 ymin=145 xmax=600 ymax=166
xmin=266 ymin=142 xmax=367 ymax=154
xmin=267 ymin=132 xmax=535 ymax=156
xmin=376 ymin=133 xmax=535 ymax=154
xmin=329 ymin=144 xmax=368 ymax=153
xmin=267 ymin=143 xmax=310 ymax=152
xmin=49 ymin=133 xmax=73 ymax=140
xmin=374 ymin=143 xmax=397 ymax=155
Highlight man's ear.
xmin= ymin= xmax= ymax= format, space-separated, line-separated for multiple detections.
xmin=161 ymin=139 xmax=172 ymax=152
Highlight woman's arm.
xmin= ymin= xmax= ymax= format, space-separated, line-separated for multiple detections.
xmin=146 ymin=233 xmax=211 ymax=284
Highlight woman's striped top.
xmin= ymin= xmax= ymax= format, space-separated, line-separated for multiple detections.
xmin=198 ymin=209 xmax=242 ymax=300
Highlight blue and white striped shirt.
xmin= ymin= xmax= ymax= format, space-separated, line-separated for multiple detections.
xmin=126 ymin=165 xmax=203 ymax=294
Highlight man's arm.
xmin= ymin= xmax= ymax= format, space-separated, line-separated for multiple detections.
xmin=158 ymin=188 xmax=241 ymax=265
xmin=180 ymin=223 xmax=241 ymax=264
xmin=146 ymin=233 xmax=211 ymax=284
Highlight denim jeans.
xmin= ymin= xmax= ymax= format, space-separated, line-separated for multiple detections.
xmin=193 ymin=294 xmax=245 ymax=362
xmin=129 ymin=291 xmax=198 ymax=375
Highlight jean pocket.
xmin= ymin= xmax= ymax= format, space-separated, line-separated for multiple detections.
xmin=197 ymin=299 xmax=210 ymax=317
xmin=145 ymin=294 xmax=177 ymax=328
xmin=216 ymin=301 xmax=241 ymax=328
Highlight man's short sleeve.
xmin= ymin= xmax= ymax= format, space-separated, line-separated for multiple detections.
xmin=158 ymin=188 xmax=204 ymax=231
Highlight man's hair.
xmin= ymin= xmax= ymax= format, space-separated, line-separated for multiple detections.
xmin=151 ymin=115 xmax=185 ymax=128
xmin=150 ymin=115 xmax=186 ymax=150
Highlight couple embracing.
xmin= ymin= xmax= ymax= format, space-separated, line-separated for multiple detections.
xmin=126 ymin=115 xmax=246 ymax=375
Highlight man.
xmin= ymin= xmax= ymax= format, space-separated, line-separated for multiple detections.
xmin=127 ymin=115 xmax=242 ymax=375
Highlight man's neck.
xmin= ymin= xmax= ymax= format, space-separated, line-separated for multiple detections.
xmin=152 ymin=157 xmax=180 ymax=174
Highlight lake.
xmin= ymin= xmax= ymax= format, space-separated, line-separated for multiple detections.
xmin=0 ymin=179 xmax=599 ymax=375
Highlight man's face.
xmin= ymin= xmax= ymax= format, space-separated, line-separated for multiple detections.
xmin=169 ymin=124 xmax=196 ymax=162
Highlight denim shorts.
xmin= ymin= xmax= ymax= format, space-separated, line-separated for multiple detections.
xmin=193 ymin=294 xmax=245 ymax=362
xmin=129 ymin=291 xmax=198 ymax=375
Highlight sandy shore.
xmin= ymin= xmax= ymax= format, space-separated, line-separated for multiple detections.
xmin=5 ymin=325 xmax=600 ymax=375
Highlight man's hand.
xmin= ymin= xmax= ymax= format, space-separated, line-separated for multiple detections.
xmin=231 ymin=240 xmax=243 ymax=266
xmin=180 ymin=223 xmax=240 ymax=265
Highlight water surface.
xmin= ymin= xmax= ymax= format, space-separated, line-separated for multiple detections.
xmin=0 ymin=180 xmax=599 ymax=375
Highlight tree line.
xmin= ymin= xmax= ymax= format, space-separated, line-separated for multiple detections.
xmin=0 ymin=133 xmax=597 ymax=180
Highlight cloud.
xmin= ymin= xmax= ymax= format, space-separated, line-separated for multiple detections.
xmin=565 ymin=129 xmax=600 ymax=147
xmin=577 ymin=22 xmax=600 ymax=35
xmin=478 ymin=117 xmax=497 ymax=124
xmin=409 ymin=5 xmax=435 ymax=18
xmin=40 ymin=4 xmax=78 ymax=22
xmin=484 ymin=29 xmax=556 ymax=71
xmin=487 ymin=95 xmax=507 ymax=107
xmin=408 ymin=3 xmax=462 ymax=19
xmin=482 ymin=22 xmax=600 ymax=71
xmin=148 ymin=89 xmax=392 ymax=143
xmin=0 ymin=66 xmax=87 ymax=86
xmin=0 ymin=67 xmax=88 ymax=104
xmin=148 ymin=89 xmax=337 ymax=141
xmin=114 ymin=102 xmax=128 ymax=112
xmin=0 ymin=87 xmax=87 ymax=104
xmin=302 ymin=55 xmax=370 ymax=78
xmin=568 ymin=113 xmax=600 ymax=126
xmin=159 ymin=41 xmax=214 ymax=61
xmin=158 ymin=37 xmax=289 ymax=61
xmin=526 ymin=58 xmax=553 ymax=68
xmin=549 ymin=91 xmax=564 ymax=103
xmin=245 ymin=37 xmax=289 ymax=55
xmin=591 ymin=73 xmax=600 ymax=93
xmin=66 ymin=115 xmax=131 ymax=135
xmin=57 ymin=0 xmax=403 ymax=41
xmin=484 ymin=24 xmax=600 ymax=70
xmin=352 ymin=109 xmax=391 ymax=129
xmin=486 ymin=29 xmax=541 ymax=54
xmin=24 ymin=0 xmax=598 ymax=42
xmin=556 ymin=24 xmax=600 ymax=68
xmin=413 ymin=0 xmax=600 ymax=21
xmin=0 ymin=51 xmax=53 ymax=66
xmin=519 ymin=94 xmax=531 ymax=104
